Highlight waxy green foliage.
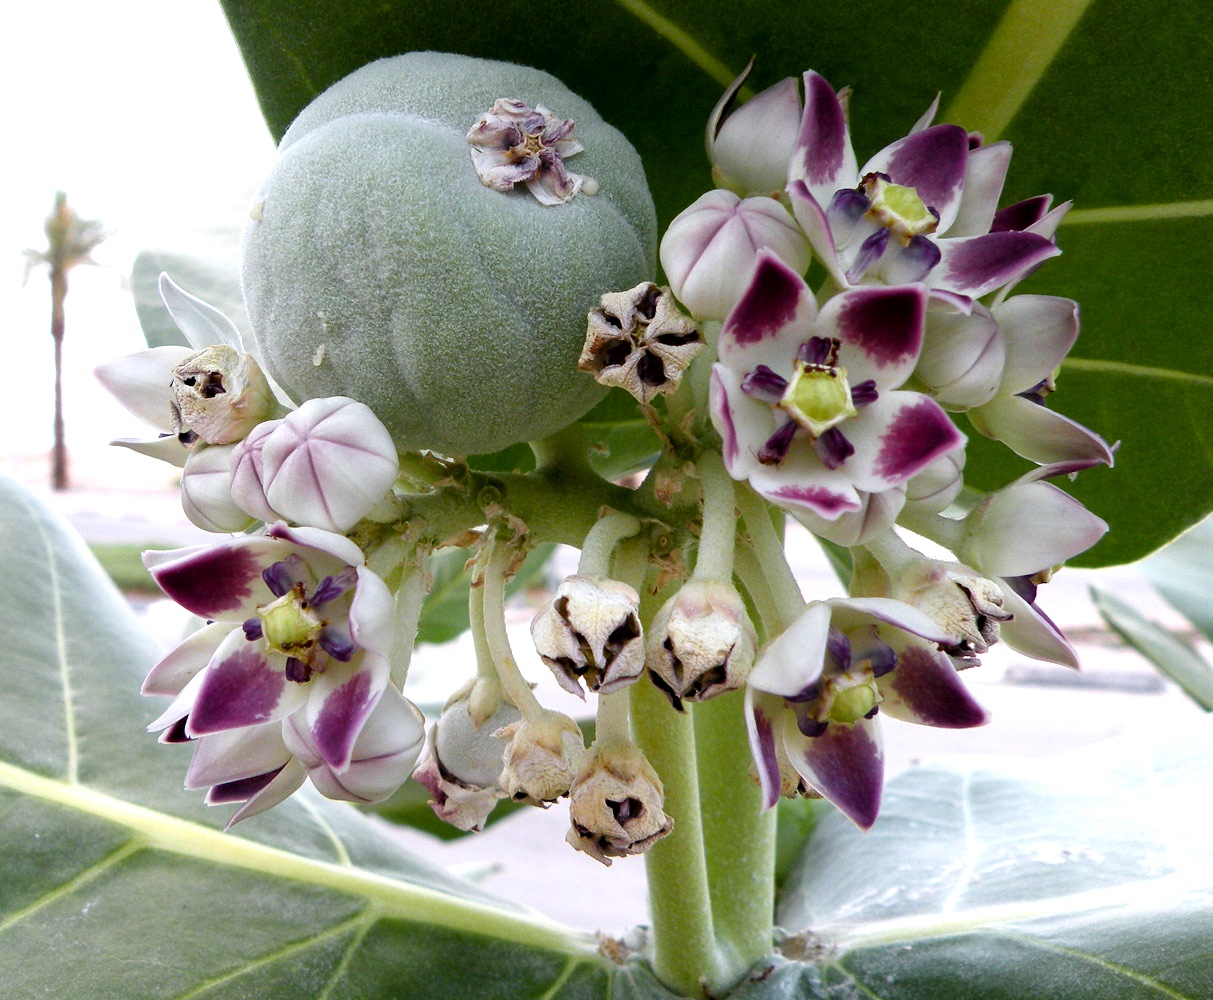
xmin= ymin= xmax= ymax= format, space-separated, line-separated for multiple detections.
xmin=219 ymin=0 xmax=1213 ymax=566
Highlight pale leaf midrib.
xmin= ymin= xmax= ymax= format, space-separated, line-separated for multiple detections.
xmin=824 ymin=869 xmax=1213 ymax=952
xmin=1061 ymin=358 xmax=1213 ymax=388
xmin=613 ymin=0 xmax=739 ymax=88
xmin=0 ymin=759 xmax=597 ymax=958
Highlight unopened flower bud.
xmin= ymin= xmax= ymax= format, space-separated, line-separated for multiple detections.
xmin=646 ymin=579 xmax=757 ymax=711
xmin=531 ymin=575 xmax=644 ymax=698
xmin=180 ymin=444 xmax=256 ymax=533
xmin=496 ymin=709 xmax=586 ymax=805
xmin=566 ymin=740 xmax=673 ymax=866
xmin=234 ymin=396 xmax=400 ymax=532
xmin=413 ymin=686 xmax=522 ymax=831
xmin=914 ymin=303 xmax=1006 ymax=410
xmin=706 ymin=61 xmax=802 ymax=197
xmin=895 ymin=560 xmax=1012 ymax=665
xmin=660 ymin=190 xmax=810 ymax=320
xmin=170 ymin=346 xmax=276 ymax=445
xmin=903 ymin=450 xmax=965 ymax=516
xmin=579 ymin=282 xmax=704 ymax=404
xmin=229 ymin=420 xmax=279 ymax=522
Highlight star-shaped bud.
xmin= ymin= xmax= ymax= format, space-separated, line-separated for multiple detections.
xmin=566 ymin=740 xmax=673 ymax=866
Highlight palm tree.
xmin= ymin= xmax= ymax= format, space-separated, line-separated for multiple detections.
xmin=25 ymin=192 xmax=107 ymax=490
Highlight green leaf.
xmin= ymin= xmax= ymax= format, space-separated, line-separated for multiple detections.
xmin=1137 ymin=515 xmax=1213 ymax=645
xmin=1091 ymin=586 xmax=1213 ymax=711
xmin=131 ymin=236 xmax=249 ymax=350
xmin=217 ymin=0 xmax=1213 ymax=566
xmin=0 ymin=474 xmax=613 ymax=997
xmin=769 ymin=719 xmax=1213 ymax=998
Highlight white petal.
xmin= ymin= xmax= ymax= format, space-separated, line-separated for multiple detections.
xmin=994 ymin=295 xmax=1080 ymax=392
xmin=748 ymin=601 xmax=831 ymax=697
xmin=160 ymin=272 xmax=245 ymax=352
xmin=181 ymin=445 xmax=256 ymax=533
xmin=95 ymin=346 xmax=191 ymax=430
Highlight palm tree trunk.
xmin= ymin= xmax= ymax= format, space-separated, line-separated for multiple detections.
xmin=50 ymin=266 xmax=69 ymax=491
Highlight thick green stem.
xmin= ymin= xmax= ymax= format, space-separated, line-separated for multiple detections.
xmin=694 ymin=689 xmax=777 ymax=984
xmin=692 ymin=452 xmax=736 ymax=581
xmin=629 ymin=679 xmax=725 ymax=995
xmin=736 ymin=485 xmax=804 ymax=625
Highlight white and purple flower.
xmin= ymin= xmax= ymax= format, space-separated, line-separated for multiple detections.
xmin=143 ymin=524 xmax=399 ymax=787
xmin=708 ymin=250 xmax=964 ymax=525
xmin=785 ymin=70 xmax=1059 ymax=296
xmin=746 ymin=597 xmax=987 ymax=829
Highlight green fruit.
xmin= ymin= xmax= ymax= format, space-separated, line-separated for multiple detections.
xmin=241 ymin=52 xmax=656 ymax=457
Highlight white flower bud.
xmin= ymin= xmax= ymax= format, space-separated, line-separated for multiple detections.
xmin=914 ymin=303 xmax=1006 ymax=410
xmin=531 ymin=575 xmax=644 ymax=697
xmin=646 ymin=579 xmax=758 ymax=710
xmin=179 ymin=444 xmax=256 ymax=533
xmin=228 ymin=420 xmax=280 ymax=523
xmin=903 ymin=450 xmax=965 ymax=516
xmin=660 ymin=190 xmax=810 ymax=320
xmin=566 ymin=740 xmax=673 ymax=866
xmin=706 ymin=62 xmax=802 ymax=197
xmin=255 ymin=396 xmax=400 ymax=532
xmin=495 ymin=709 xmax=587 ymax=805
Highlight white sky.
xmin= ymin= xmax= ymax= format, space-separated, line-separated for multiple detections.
xmin=1 ymin=0 xmax=275 ymax=481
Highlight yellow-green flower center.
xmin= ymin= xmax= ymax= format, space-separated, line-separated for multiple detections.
xmin=780 ymin=360 xmax=858 ymax=438
xmin=258 ymin=587 xmax=324 ymax=657
xmin=825 ymin=673 xmax=880 ymax=725
xmin=862 ymin=173 xmax=938 ymax=245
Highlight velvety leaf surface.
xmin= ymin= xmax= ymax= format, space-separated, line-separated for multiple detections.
xmin=0 ymin=475 xmax=611 ymax=998
xmin=770 ymin=718 xmax=1213 ymax=998
xmin=217 ymin=0 xmax=1213 ymax=566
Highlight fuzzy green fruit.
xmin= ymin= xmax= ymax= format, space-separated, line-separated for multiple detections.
xmin=241 ymin=52 xmax=656 ymax=457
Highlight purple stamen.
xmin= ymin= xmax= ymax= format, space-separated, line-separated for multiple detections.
xmin=758 ymin=419 xmax=799 ymax=465
xmin=865 ymin=642 xmax=898 ymax=678
xmin=741 ymin=364 xmax=788 ymax=402
xmin=826 ymin=627 xmax=852 ymax=672
xmin=828 ymin=186 xmax=871 ymax=222
xmin=319 ymin=625 xmax=356 ymax=663
xmin=794 ymin=707 xmax=828 ymax=738
xmin=846 ymin=228 xmax=890 ymax=284
xmin=797 ymin=336 xmax=838 ymax=368
xmin=786 ymin=680 xmax=822 ymax=704
xmin=814 ymin=427 xmax=854 ymax=469
xmin=851 ymin=379 xmax=879 ymax=408
xmin=285 ymin=657 xmax=313 ymax=683
xmin=864 ymin=705 xmax=880 ymax=720
xmin=262 ymin=561 xmax=294 ymax=598
xmin=311 ymin=567 xmax=357 ymax=607
xmin=242 ymin=617 xmax=263 ymax=642
xmin=1016 ymin=378 xmax=1053 ymax=406
xmin=899 ymin=234 xmax=943 ymax=282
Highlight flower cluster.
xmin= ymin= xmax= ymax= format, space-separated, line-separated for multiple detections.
xmin=102 ymin=63 xmax=1112 ymax=852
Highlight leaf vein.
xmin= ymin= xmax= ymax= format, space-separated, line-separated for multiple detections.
xmin=0 ymin=840 xmax=141 ymax=936
xmin=172 ymin=910 xmax=368 ymax=999
xmin=943 ymin=0 xmax=1096 ymax=139
xmin=612 ymin=0 xmax=738 ymax=88
xmin=1061 ymin=358 xmax=1213 ymax=389
xmin=996 ymin=929 xmax=1198 ymax=999
xmin=315 ymin=910 xmax=376 ymax=1000
xmin=13 ymin=485 xmax=78 ymax=783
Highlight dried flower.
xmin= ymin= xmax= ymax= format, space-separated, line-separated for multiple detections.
xmin=467 ymin=97 xmax=586 ymax=205
xmin=496 ymin=709 xmax=587 ymax=805
xmin=531 ymin=575 xmax=645 ymax=698
xmin=566 ymin=740 xmax=673 ymax=866
xmin=646 ymin=579 xmax=757 ymax=710
xmin=579 ymin=282 xmax=704 ymax=404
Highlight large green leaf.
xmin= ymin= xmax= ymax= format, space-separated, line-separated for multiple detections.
xmin=0 ymin=474 xmax=614 ymax=997
xmin=768 ymin=720 xmax=1213 ymax=998
xmin=217 ymin=0 xmax=1213 ymax=566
